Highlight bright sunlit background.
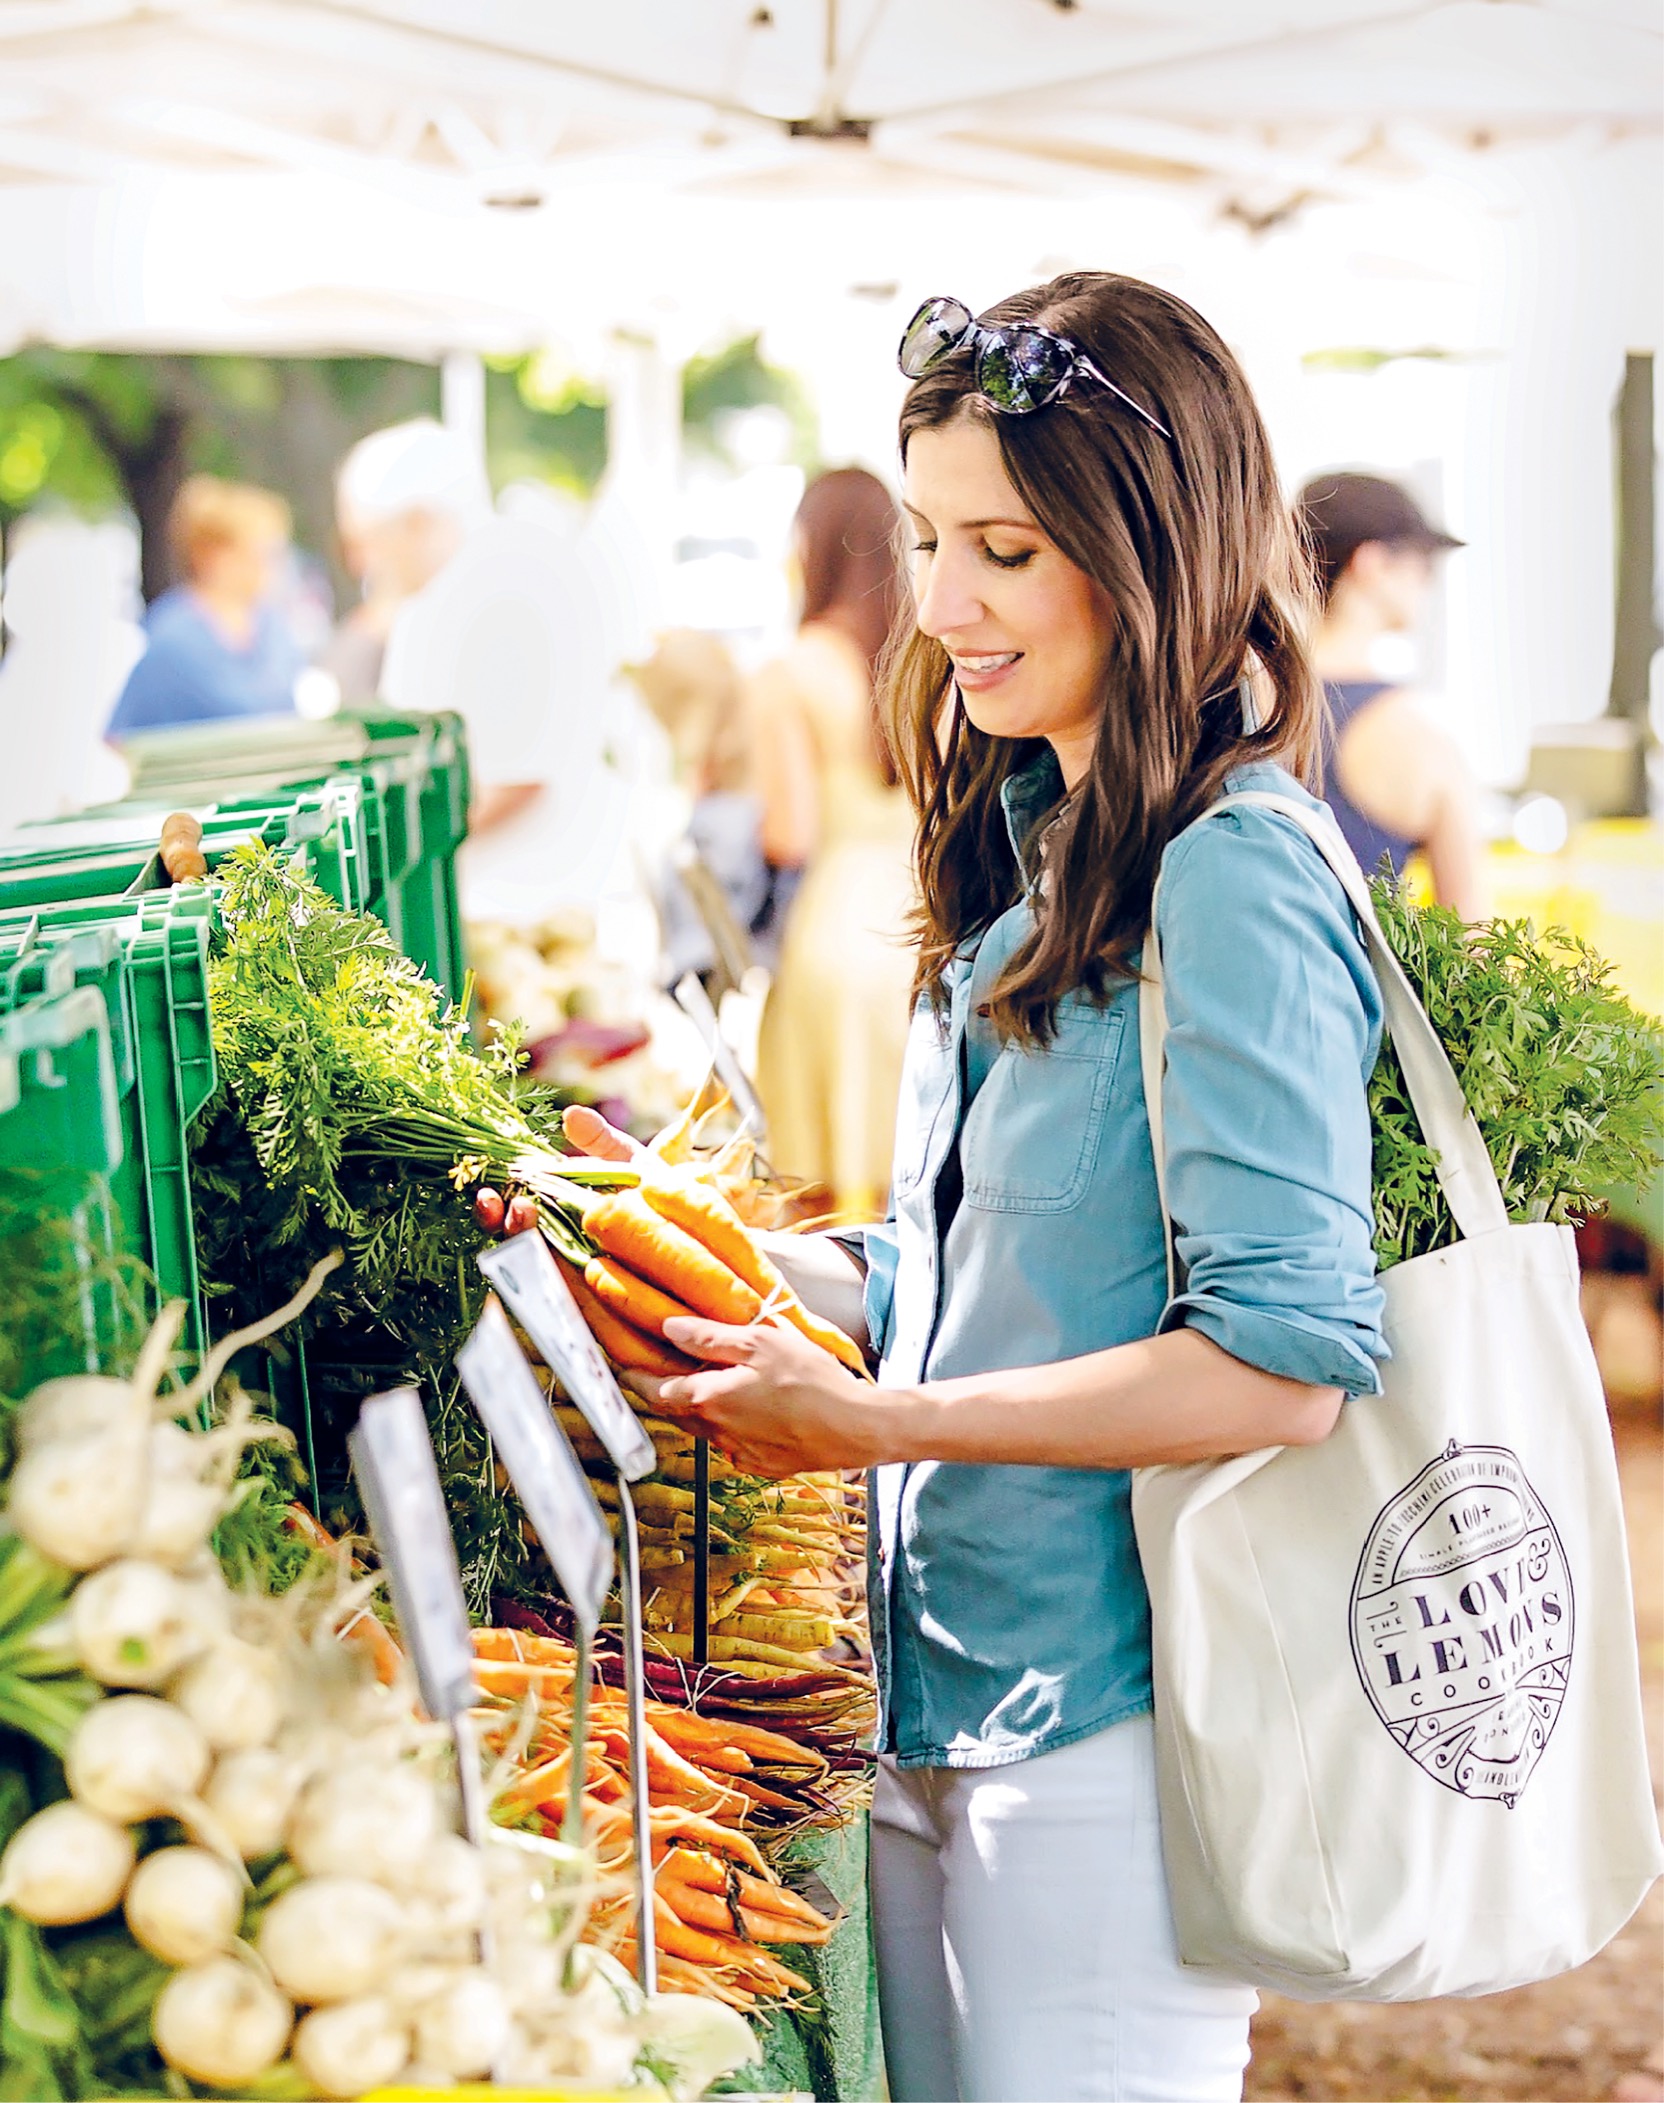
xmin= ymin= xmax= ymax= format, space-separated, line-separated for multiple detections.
xmin=0 ymin=0 xmax=1658 ymax=844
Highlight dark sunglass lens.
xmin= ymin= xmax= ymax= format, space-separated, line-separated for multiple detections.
xmin=981 ymin=328 xmax=1070 ymax=413
xmin=899 ymin=297 xmax=972 ymax=377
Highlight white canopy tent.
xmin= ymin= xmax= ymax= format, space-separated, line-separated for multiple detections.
xmin=0 ymin=0 xmax=1658 ymax=779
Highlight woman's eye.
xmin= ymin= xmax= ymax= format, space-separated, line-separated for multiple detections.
xmin=910 ymin=541 xmax=937 ymax=560
xmin=983 ymin=545 xmax=1034 ymax=570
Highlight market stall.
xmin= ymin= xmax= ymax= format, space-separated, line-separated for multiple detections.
xmin=0 ymin=710 xmax=886 ymax=2099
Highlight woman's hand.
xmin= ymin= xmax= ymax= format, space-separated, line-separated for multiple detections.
xmin=562 ymin=1103 xmax=642 ymax=1163
xmin=631 ymin=1316 xmax=901 ymax=1478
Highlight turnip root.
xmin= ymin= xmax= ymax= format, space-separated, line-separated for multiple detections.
xmin=152 ymin=1953 xmax=293 ymax=2089
xmin=5 ymin=1428 xmax=149 ymax=1571
xmin=201 ymin=1746 xmax=305 ymax=1861
xmin=170 ymin=1638 xmax=287 ymax=1751
xmin=292 ymin=1996 xmax=411 ymax=2099
xmin=640 ymin=1992 xmax=761 ymax=2101
xmin=0 ymin=1799 xmax=136 ymax=1924
xmin=287 ymin=1758 xmax=439 ymax=1886
xmin=15 ymin=1375 xmax=134 ymax=1453
xmin=131 ymin=1423 xmax=226 ymax=1568
xmin=411 ymin=1968 xmax=511 ymax=2079
xmin=70 ymin=1559 xmax=212 ymax=1688
xmin=123 ymin=1845 xmax=244 ymax=1965
xmin=407 ymin=1832 xmax=486 ymax=1936
xmin=66 ymin=1695 xmax=210 ymax=1823
xmin=256 ymin=1876 xmax=404 ymax=2004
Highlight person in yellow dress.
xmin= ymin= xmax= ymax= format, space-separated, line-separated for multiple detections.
xmin=753 ymin=467 xmax=915 ymax=1218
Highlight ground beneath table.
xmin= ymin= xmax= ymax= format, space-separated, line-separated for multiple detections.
xmin=1246 ymin=1409 xmax=1664 ymax=2103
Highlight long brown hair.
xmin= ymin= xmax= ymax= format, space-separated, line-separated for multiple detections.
xmin=795 ymin=466 xmax=904 ymax=784
xmin=884 ymin=271 xmax=1323 ymax=1044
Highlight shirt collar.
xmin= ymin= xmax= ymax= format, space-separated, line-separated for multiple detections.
xmin=998 ymin=748 xmax=1066 ymax=883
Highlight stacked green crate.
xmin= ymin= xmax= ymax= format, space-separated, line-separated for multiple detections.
xmin=113 ymin=710 xmax=470 ymax=1001
xmin=0 ymin=962 xmax=133 ymax=1392
xmin=0 ymin=775 xmax=373 ymax=919
xmin=0 ymin=891 xmax=216 ymax=1365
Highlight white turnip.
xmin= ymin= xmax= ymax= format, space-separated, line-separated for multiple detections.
xmin=411 ymin=1969 xmax=510 ymax=2079
xmin=256 ymin=1876 xmax=404 ymax=2004
xmin=291 ymin=1996 xmax=411 ymax=2099
xmin=0 ymin=1800 xmax=135 ymax=1924
xmin=151 ymin=1953 xmax=292 ymax=2089
xmin=123 ymin=1845 xmax=244 ymax=1966
xmin=5 ymin=1428 xmax=148 ymax=1571
xmin=200 ymin=1746 xmax=305 ymax=1861
xmin=65 ymin=1695 xmax=210 ymax=1823
xmin=70 ymin=1558 xmax=211 ymax=1688
xmin=170 ymin=1637 xmax=287 ymax=1751
xmin=286 ymin=1758 xmax=438 ymax=1886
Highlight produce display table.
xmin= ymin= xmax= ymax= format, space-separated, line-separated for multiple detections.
xmin=739 ymin=1812 xmax=883 ymax=2102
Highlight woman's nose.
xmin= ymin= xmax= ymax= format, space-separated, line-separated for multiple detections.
xmin=914 ymin=549 xmax=983 ymax=641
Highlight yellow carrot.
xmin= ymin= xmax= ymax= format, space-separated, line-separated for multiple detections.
xmin=584 ymin=1254 xmax=705 ymax=1340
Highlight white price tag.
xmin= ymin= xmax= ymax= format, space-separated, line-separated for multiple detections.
xmin=348 ymin=1389 xmax=477 ymax=1724
xmin=479 ymin=1232 xmax=657 ymax=1482
xmin=455 ymin=1296 xmax=615 ymax=1640
xmin=673 ymin=971 xmax=765 ymax=1136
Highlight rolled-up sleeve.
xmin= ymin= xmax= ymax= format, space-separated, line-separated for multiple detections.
xmin=824 ymin=1220 xmax=900 ymax=1359
xmin=1154 ymin=806 xmax=1388 ymax=1396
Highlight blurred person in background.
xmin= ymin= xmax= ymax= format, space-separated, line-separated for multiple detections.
xmin=1299 ymin=470 xmax=1486 ymax=916
xmin=753 ymin=466 xmax=913 ymax=1218
xmin=324 ymin=416 xmax=491 ymax=708
xmin=627 ymin=627 xmax=775 ymax=986
xmin=106 ymin=475 xmax=301 ymax=736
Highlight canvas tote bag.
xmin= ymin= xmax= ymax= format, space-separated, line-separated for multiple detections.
xmin=1133 ymin=789 xmax=1662 ymax=2002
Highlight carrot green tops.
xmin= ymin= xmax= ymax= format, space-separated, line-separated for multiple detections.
xmin=859 ymin=754 xmax=1388 ymax=1770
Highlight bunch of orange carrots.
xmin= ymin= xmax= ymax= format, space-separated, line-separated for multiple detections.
xmin=473 ymin=1628 xmax=837 ymax=2010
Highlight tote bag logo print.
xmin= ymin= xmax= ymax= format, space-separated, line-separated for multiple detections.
xmin=1349 ymin=1441 xmax=1574 ymax=1808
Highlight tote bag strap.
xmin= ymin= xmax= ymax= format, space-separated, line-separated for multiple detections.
xmin=1140 ymin=790 xmax=1508 ymax=1299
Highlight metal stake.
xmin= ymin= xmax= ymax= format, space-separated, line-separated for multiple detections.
xmin=693 ymin=1436 xmax=711 ymax=1667
xmin=616 ymin=1478 xmax=657 ymax=1994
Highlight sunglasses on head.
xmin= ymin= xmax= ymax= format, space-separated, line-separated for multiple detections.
xmin=898 ymin=294 xmax=1171 ymax=439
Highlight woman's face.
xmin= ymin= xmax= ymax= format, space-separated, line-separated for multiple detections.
xmin=903 ymin=416 xmax=1116 ymax=790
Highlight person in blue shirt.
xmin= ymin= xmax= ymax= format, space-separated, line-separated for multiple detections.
xmin=107 ymin=475 xmax=301 ymax=738
xmin=575 ymin=273 xmax=1387 ymax=2102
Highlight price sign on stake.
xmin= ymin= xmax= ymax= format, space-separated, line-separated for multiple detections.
xmin=674 ymin=970 xmax=765 ymax=1136
xmin=455 ymin=1296 xmax=614 ymax=1640
xmin=348 ymin=1389 xmax=477 ymax=1725
xmin=479 ymin=1231 xmax=656 ymax=1482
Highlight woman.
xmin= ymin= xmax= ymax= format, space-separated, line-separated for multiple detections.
xmin=752 ymin=467 xmax=916 ymax=1216
xmin=574 ymin=274 xmax=1387 ymax=2102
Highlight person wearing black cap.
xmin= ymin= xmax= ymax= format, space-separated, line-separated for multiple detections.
xmin=1297 ymin=471 xmax=1485 ymax=917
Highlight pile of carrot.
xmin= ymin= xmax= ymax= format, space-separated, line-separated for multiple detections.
xmin=548 ymin=1160 xmax=866 ymax=1383
xmin=473 ymin=1628 xmax=837 ymax=2010
xmin=550 ymin=1397 xmax=869 ymax=1679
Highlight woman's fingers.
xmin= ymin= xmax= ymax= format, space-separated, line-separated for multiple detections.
xmin=662 ymin=1316 xmax=761 ymax=1366
xmin=562 ymin=1103 xmax=643 ymax=1163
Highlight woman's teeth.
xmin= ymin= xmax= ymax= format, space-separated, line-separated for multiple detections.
xmin=957 ymin=653 xmax=1020 ymax=672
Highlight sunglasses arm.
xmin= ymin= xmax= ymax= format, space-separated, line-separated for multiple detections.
xmin=1077 ymin=355 xmax=1172 ymax=439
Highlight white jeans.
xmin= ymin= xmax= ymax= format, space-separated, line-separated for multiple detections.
xmin=870 ymin=1715 xmax=1257 ymax=2103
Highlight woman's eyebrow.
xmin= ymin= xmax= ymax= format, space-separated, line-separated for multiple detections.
xmin=901 ymin=503 xmax=1037 ymax=532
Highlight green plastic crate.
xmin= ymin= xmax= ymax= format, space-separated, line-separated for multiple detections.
xmin=0 ymin=777 xmax=372 ymax=919
xmin=0 ymin=981 xmax=133 ymax=1385
xmin=0 ymin=890 xmax=216 ymax=1362
xmin=113 ymin=710 xmax=470 ymax=1001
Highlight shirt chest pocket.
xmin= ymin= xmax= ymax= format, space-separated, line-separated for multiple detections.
xmin=961 ymin=995 xmax=1127 ymax=1214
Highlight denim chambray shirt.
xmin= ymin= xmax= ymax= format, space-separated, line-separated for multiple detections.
xmin=857 ymin=753 xmax=1388 ymax=1770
